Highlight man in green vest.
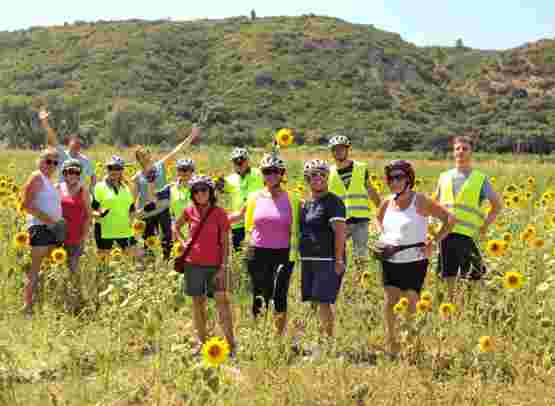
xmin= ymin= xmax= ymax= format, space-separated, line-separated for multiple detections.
xmin=327 ymin=135 xmax=381 ymax=271
xmin=435 ymin=135 xmax=502 ymax=301
xmin=218 ymin=147 xmax=264 ymax=251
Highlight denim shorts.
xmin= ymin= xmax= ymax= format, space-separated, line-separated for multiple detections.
xmin=301 ymin=260 xmax=344 ymax=304
xmin=183 ymin=263 xmax=223 ymax=297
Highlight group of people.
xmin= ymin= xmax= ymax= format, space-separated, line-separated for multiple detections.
xmin=21 ymin=117 xmax=502 ymax=357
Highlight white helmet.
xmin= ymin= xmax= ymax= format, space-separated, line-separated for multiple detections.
xmin=230 ymin=147 xmax=249 ymax=161
xmin=328 ymin=134 xmax=352 ymax=149
xmin=176 ymin=159 xmax=195 ymax=171
xmin=188 ymin=174 xmax=215 ymax=190
xmin=303 ymin=159 xmax=330 ymax=176
xmin=259 ymin=153 xmax=286 ymax=170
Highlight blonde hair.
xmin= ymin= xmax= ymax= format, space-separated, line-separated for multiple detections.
xmin=37 ymin=147 xmax=59 ymax=165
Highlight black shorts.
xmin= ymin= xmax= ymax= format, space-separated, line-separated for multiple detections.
xmin=29 ymin=225 xmax=59 ymax=247
xmin=438 ymin=233 xmax=486 ymax=280
xmin=231 ymin=227 xmax=246 ymax=251
xmin=382 ymin=259 xmax=428 ymax=293
xmin=302 ymin=260 xmax=344 ymax=304
xmin=94 ymin=223 xmax=137 ymax=251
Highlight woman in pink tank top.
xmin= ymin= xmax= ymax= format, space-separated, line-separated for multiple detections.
xmin=58 ymin=159 xmax=92 ymax=310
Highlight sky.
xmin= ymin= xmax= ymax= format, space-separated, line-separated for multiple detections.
xmin=1 ymin=0 xmax=554 ymax=50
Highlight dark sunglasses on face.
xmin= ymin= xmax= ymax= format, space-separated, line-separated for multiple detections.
xmin=386 ymin=174 xmax=406 ymax=183
xmin=45 ymin=159 xmax=59 ymax=166
xmin=107 ymin=165 xmax=123 ymax=171
xmin=63 ymin=169 xmax=81 ymax=176
xmin=192 ymin=187 xmax=209 ymax=194
xmin=262 ymin=168 xmax=280 ymax=176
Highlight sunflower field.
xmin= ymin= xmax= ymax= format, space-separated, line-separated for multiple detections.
xmin=1 ymin=143 xmax=555 ymax=405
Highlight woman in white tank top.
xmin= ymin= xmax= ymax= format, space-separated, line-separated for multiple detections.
xmin=375 ymin=160 xmax=456 ymax=356
xmin=21 ymin=148 xmax=64 ymax=316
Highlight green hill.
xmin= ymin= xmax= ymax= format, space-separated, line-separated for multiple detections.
xmin=1 ymin=15 xmax=554 ymax=153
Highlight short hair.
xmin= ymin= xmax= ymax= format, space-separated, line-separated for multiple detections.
xmin=134 ymin=146 xmax=147 ymax=162
xmin=39 ymin=147 xmax=59 ymax=160
xmin=452 ymin=135 xmax=474 ymax=149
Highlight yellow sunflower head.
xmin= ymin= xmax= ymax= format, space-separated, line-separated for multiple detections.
xmin=145 ymin=236 xmax=159 ymax=249
xmin=392 ymin=303 xmax=406 ymax=316
xmin=502 ymin=232 xmax=512 ymax=243
xmin=529 ymin=238 xmax=545 ymax=250
xmin=14 ymin=231 xmax=30 ymax=249
xmin=51 ymin=247 xmax=68 ymax=265
xmin=420 ymin=291 xmax=433 ymax=303
xmin=527 ymin=176 xmax=535 ymax=186
xmin=132 ymin=220 xmax=146 ymax=235
xmin=202 ymin=337 xmax=230 ymax=367
xmin=172 ymin=243 xmax=185 ymax=258
xmin=503 ymin=271 xmax=523 ymax=290
xmin=504 ymin=184 xmax=518 ymax=194
xmin=360 ymin=271 xmax=372 ymax=289
xmin=439 ymin=303 xmax=456 ymax=318
xmin=275 ymin=128 xmax=294 ymax=148
xmin=486 ymin=239 xmax=506 ymax=257
xmin=398 ymin=297 xmax=409 ymax=308
xmin=111 ymin=247 xmax=124 ymax=262
xmin=478 ymin=336 xmax=495 ymax=353
xmin=416 ymin=300 xmax=431 ymax=314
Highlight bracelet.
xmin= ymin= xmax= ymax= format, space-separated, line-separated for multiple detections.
xmin=335 ymin=259 xmax=345 ymax=264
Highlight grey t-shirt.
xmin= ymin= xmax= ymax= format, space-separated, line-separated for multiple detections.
xmin=436 ymin=169 xmax=495 ymax=205
xmin=56 ymin=145 xmax=95 ymax=184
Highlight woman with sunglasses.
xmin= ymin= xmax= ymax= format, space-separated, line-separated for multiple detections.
xmin=172 ymin=175 xmax=235 ymax=356
xmin=57 ymin=159 xmax=92 ymax=310
xmin=93 ymin=156 xmax=137 ymax=258
xmin=21 ymin=148 xmax=65 ymax=316
xmin=376 ymin=160 xmax=455 ymax=356
xmin=300 ymin=159 xmax=347 ymax=338
xmin=243 ymin=153 xmax=300 ymax=335
xmin=133 ymin=127 xmax=200 ymax=260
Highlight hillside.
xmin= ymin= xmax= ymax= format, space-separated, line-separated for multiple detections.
xmin=0 ymin=15 xmax=554 ymax=152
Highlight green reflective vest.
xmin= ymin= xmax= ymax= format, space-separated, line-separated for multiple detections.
xmin=439 ymin=169 xmax=486 ymax=238
xmin=170 ymin=183 xmax=190 ymax=220
xmin=224 ymin=168 xmax=264 ymax=229
xmin=94 ymin=181 xmax=133 ymax=239
xmin=244 ymin=190 xmax=300 ymax=262
xmin=328 ymin=161 xmax=371 ymax=220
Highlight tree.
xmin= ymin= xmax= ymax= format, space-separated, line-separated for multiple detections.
xmin=251 ymin=9 xmax=257 ymax=20
xmin=455 ymin=38 xmax=464 ymax=49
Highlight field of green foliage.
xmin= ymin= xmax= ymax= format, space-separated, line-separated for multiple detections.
xmin=1 ymin=145 xmax=555 ymax=405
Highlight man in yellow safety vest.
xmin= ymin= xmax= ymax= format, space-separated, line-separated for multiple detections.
xmin=435 ymin=135 xmax=502 ymax=300
xmin=327 ymin=135 xmax=381 ymax=271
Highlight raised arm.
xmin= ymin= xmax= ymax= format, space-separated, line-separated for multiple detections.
xmin=159 ymin=126 xmax=201 ymax=165
xmin=39 ymin=110 xmax=59 ymax=148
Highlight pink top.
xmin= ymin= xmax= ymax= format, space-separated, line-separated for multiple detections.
xmin=59 ymin=182 xmax=87 ymax=245
xmin=251 ymin=192 xmax=292 ymax=249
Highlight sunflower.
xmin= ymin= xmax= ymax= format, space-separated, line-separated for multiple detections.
xmin=392 ymin=303 xmax=406 ymax=315
xmin=51 ymin=247 xmax=68 ymax=265
xmin=524 ymin=191 xmax=533 ymax=201
xmin=111 ymin=247 xmax=124 ymax=262
xmin=527 ymin=176 xmax=535 ymax=186
xmin=439 ymin=303 xmax=456 ymax=318
xmin=275 ymin=128 xmax=294 ymax=147
xmin=360 ymin=271 xmax=372 ymax=289
xmin=490 ymin=176 xmax=496 ymax=185
xmin=486 ymin=239 xmax=507 ymax=257
xmin=0 ymin=180 xmax=7 ymax=190
xmin=525 ymin=224 xmax=537 ymax=235
xmin=503 ymin=271 xmax=523 ymax=290
xmin=510 ymin=194 xmax=522 ymax=208
xmin=529 ymin=238 xmax=545 ymax=250
xmin=14 ymin=231 xmax=30 ymax=248
xmin=398 ymin=297 xmax=409 ymax=309
xmin=145 ymin=236 xmax=159 ymax=249
xmin=520 ymin=230 xmax=533 ymax=242
xmin=172 ymin=242 xmax=185 ymax=258
xmin=416 ymin=300 xmax=431 ymax=314
xmin=420 ymin=291 xmax=433 ymax=303
xmin=202 ymin=337 xmax=230 ymax=367
xmin=502 ymin=232 xmax=512 ymax=243
xmin=478 ymin=336 xmax=495 ymax=353
xmin=504 ymin=184 xmax=518 ymax=194
xmin=132 ymin=220 xmax=146 ymax=235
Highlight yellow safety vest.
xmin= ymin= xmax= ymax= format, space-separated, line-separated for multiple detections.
xmin=225 ymin=168 xmax=264 ymax=230
xmin=244 ymin=190 xmax=300 ymax=262
xmin=328 ymin=161 xmax=371 ymax=220
xmin=439 ymin=169 xmax=486 ymax=238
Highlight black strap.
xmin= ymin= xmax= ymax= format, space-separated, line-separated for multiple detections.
xmin=182 ymin=207 xmax=215 ymax=258
xmin=397 ymin=242 xmax=426 ymax=252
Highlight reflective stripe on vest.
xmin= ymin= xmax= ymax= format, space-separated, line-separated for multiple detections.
xmin=328 ymin=161 xmax=371 ymax=219
xmin=244 ymin=190 xmax=300 ymax=262
xmin=439 ymin=169 xmax=486 ymax=237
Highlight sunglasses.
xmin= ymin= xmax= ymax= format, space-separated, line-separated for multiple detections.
xmin=63 ymin=169 xmax=81 ymax=176
xmin=45 ymin=159 xmax=59 ymax=166
xmin=232 ymin=158 xmax=245 ymax=166
xmin=192 ymin=187 xmax=209 ymax=194
xmin=304 ymin=172 xmax=327 ymax=182
xmin=262 ymin=168 xmax=281 ymax=176
xmin=107 ymin=165 xmax=124 ymax=171
xmin=386 ymin=174 xmax=406 ymax=183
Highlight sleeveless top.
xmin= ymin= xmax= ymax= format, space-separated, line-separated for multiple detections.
xmin=59 ymin=182 xmax=87 ymax=245
xmin=381 ymin=193 xmax=427 ymax=263
xmin=28 ymin=173 xmax=62 ymax=227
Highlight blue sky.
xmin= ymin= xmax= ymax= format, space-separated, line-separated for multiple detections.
xmin=2 ymin=0 xmax=554 ymax=50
